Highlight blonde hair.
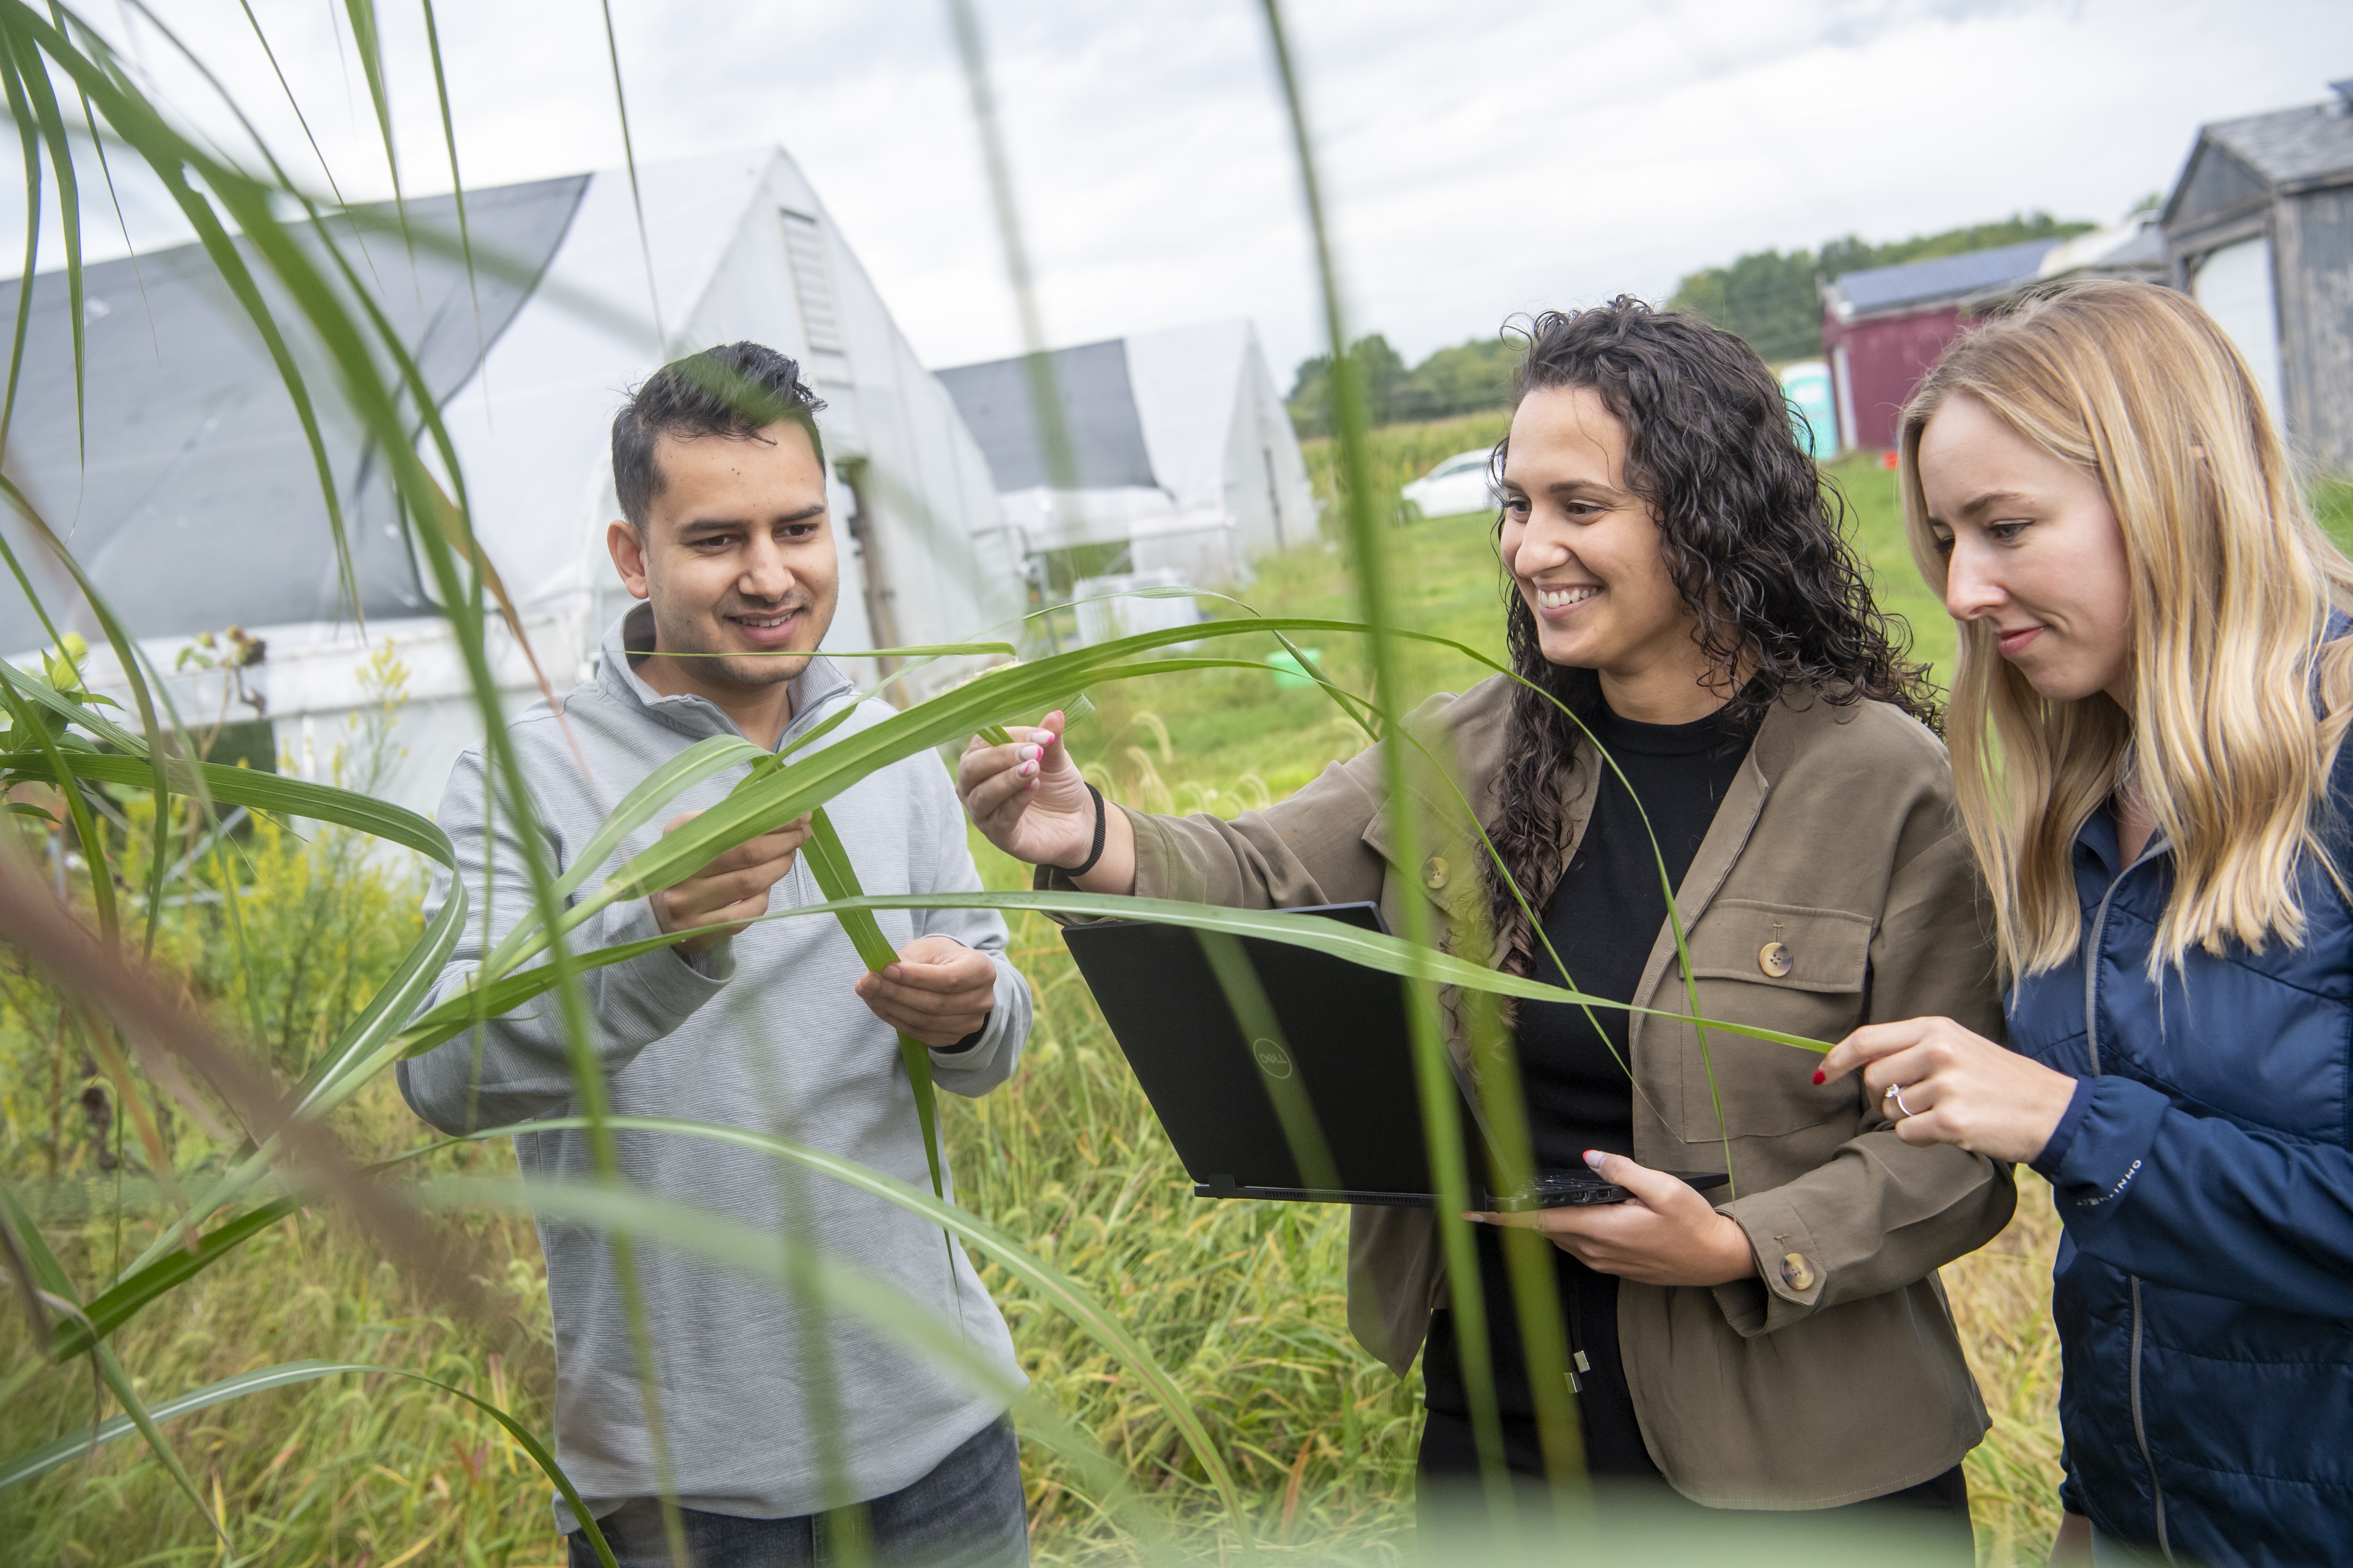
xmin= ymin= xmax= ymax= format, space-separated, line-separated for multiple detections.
xmin=1899 ymin=280 xmax=2353 ymax=977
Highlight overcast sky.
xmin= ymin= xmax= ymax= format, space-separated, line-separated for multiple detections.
xmin=12 ymin=0 xmax=2349 ymax=386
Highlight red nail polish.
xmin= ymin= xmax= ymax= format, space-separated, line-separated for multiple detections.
xmin=1812 ymin=1069 xmax=1826 ymax=1085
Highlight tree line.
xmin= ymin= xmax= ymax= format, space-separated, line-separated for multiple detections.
xmin=1287 ymin=211 xmax=2098 ymax=435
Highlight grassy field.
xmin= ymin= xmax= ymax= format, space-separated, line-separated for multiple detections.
xmin=4 ymin=429 xmax=2060 ymax=1566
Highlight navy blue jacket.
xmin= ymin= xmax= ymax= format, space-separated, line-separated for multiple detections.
xmin=2007 ymin=781 xmax=2353 ymax=1566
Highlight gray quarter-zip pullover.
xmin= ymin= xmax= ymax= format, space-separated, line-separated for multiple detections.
xmin=398 ymin=606 xmax=1030 ymax=1530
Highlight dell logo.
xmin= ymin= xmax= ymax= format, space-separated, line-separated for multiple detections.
xmin=1252 ymin=1037 xmax=1294 ymax=1079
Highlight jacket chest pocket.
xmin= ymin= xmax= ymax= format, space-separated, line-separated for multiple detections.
xmin=1659 ymin=900 xmax=1873 ymax=1139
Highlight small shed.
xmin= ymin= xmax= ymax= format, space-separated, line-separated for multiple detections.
xmin=2161 ymin=82 xmax=2353 ymax=475
xmin=0 ymin=148 xmax=1018 ymax=820
xmin=1819 ymin=240 xmax=2060 ymax=452
xmin=935 ymin=321 xmax=1316 ymax=634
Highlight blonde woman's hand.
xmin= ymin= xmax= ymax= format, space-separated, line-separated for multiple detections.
xmin=1815 ymin=1015 xmax=2080 ymax=1164
xmin=1469 ymin=1152 xmax=1758 ymax=1287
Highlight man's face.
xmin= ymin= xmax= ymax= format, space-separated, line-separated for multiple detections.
xmin=607 ymin=420 xmax=840 ymax=692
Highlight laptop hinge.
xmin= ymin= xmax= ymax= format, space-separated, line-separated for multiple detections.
xmin=1198 ymin=1173 xmax=1241 ymax=1198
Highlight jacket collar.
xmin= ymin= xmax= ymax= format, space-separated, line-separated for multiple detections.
xmin=596 ymin=603 xmax=856 ymax=752
xmin=1608 ymin=690 xmax=1850 ymax=1052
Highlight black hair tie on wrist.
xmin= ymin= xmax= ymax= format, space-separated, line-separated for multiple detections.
xmin=1061 ymin=784 xmax=1108 ymax=878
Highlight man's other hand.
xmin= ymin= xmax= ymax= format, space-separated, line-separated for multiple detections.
xmin=653 ymin=811 xmax=811 ymax=955
xmin=855 ymin=935 xmax=996 ymax=1048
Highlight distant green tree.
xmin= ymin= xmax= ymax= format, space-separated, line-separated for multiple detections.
xmin=1667 ymin=211 xmax=2097 ymax=364
xmin=1287 ymin=333 xmax=1408 ymax=436
xmin=1288 ymin=332 xmax=1517 ymax=435
xmin=1391 ymin=336 xmax=1518 ymax=423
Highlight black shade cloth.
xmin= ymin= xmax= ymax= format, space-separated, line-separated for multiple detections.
xmin=0 ymin=175 xmax=587 ymax=651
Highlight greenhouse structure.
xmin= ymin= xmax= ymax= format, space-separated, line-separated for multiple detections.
xmin=935 ymin=320 xmax=1317 ymax=645
xmin=0 ymin=148 xmax=1018 ymax=820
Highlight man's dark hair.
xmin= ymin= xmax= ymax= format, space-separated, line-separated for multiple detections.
xmin=611 ymin=341 xmax=827 ymax=525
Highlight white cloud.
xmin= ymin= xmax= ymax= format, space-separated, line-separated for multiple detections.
xmin=4 ymin=0 xmax=2345 ymax=387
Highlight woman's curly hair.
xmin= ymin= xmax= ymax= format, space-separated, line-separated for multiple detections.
xmin=1485 ymin=298 xmax=1940 ymax=981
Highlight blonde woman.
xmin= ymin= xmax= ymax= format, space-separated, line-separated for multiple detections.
xmin=1819 ymin=280 xmax=2353 ymax=1567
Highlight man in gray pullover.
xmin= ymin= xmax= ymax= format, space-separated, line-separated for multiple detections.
xmin=398 ymin=342 xmax=1033 ymax=1567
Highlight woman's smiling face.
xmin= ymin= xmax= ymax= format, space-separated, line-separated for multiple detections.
xmin=1916 ymin=393 xmax=2135 ymax=708
xmin=1499 ymin=384 xmax=1716 ymax=720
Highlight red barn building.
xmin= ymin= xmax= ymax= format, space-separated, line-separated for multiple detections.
xmin=1819 ymin=240 xmax=2059 ymax=452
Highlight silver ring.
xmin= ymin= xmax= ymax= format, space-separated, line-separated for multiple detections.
xmin=1885 ymin=1082 xmax=1917 ymax=1118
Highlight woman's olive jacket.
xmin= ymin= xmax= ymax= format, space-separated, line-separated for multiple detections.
xmin=1049 ymin=675 xmax=2014 ymax=1508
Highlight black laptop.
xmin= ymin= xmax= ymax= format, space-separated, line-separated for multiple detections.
xmin=1061 ymin=902 xmax=1726 ymax=1210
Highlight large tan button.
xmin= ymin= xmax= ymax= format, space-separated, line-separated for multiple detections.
xmin=1758 ymin=941 xmax=1794 ymax=978
xmin=1422 ymin=856 xmax=1449 ymax=892
xmin=1780 ymin=1252 xmax=1818 ymax=1292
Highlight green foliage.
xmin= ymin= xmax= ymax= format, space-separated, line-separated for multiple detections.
xmin=1288 ymin=334 xmax=1518 ymax=437
xmin=1665 ymin=212 xmax=2098 ymax=363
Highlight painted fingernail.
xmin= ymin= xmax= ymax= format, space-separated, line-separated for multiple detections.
xmin=1020 ymin=761 xmax=1036 ymax=776
xmin=1019 ymin=744 xmax=1039 ymax=761
xmin=1812 ymin=1069 xmax=1826 ymax=1085
xmin=1582 ymin=1149 xmax=1605 ymax=1169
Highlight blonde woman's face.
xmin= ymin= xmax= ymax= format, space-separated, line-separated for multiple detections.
xmin=1919 ymin=394 xmax=2135 ymax=708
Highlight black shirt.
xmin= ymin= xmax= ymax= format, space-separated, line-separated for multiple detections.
xmin=1422 ymin=695 xmax=1756 ymax=1475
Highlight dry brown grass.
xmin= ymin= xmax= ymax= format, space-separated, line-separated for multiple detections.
xmin=1948 ymin=1172 xmax=2067 ymax=1565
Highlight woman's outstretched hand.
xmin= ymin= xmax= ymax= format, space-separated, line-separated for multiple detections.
xmin=1469 ymin=1152 xmax=1758 ymax=1287
xmin=1815 ymin=1016 xmax=2080 ymax=1164
xmin=956 ymin=710 xmax=1138 ymax=893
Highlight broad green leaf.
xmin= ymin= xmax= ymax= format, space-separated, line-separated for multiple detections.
xmin=799 ymin=806 xmax=945 ymax=1203
xmin=49 ymin=1194 xmax=305 ymax=1363
xmin=409 ymin=890 xmax=1831 ymax=1059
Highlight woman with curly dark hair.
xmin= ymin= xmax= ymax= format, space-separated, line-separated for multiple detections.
xmin=959 ymin=299 xmax=2011 ymax=1547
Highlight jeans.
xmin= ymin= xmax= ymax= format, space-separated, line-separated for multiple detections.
xmin=570 ymin=1417 xmax=1028 ymax=1568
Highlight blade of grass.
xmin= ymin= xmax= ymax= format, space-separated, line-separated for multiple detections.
xmin=596 ymin=0 xmax=661 ymax=346
xmin=415 ymin=0 xmax=478 ymax=338
xmin=402 ymin=891 xmax=1832 ymax=1063
xmin=339 ymin=0 xmax=413 ymax=283
xmin=0 ymin=39 xmax=43 ymax=458
xmin=7 ymin=24 xmax=85 ymax=461
xmin=0 ymin=475 xmax=181 ymax=955
xmin=0 ymin=1186 xmax=223 ymax=1540
xmin=798 ymin=805 xmax=945 ymax=1204
xmin=235 ymin=0 xmax=348 ymax=202
xmin=0 ymin=1357 xmax=620 ymax=1568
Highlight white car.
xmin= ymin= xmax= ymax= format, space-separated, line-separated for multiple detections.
xmin=1399 ymin=447 xmax=1499 ymax=520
